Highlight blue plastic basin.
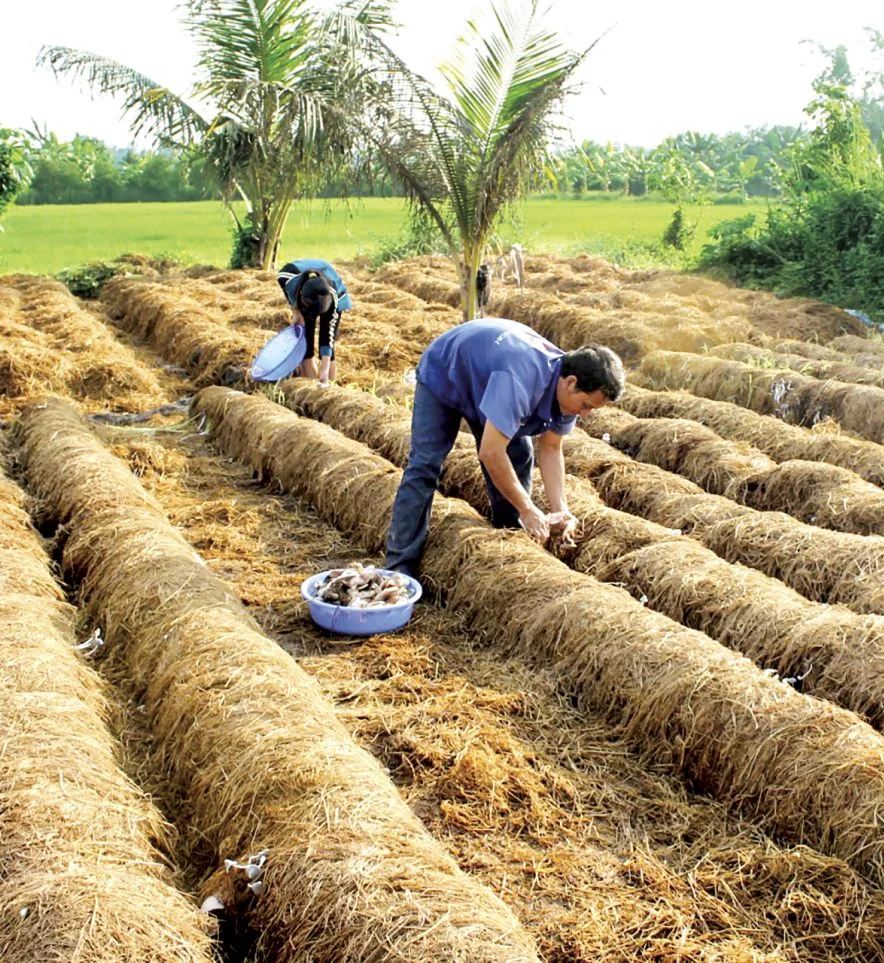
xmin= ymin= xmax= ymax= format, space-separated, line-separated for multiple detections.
xmin=300 ymin=569 xmax=422 ymax=636
xmin=250 ymin=324 xmax=307 ymax=382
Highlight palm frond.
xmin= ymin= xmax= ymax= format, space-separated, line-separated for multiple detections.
xmin=188 ymin=0 xmax=316 ymax=91
xmin=37 ymin=46 xmax=208 ymax=146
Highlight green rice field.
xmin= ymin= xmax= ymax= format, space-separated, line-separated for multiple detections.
xmin=0 ymin=195 xmax=770 ymax=274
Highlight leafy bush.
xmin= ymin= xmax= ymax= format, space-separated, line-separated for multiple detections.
xmin=662 ymin=207 xmax=695 ymax=249
xmin=56 ymin=261 xmax=129 ymax=298
xmin=55 ymin=252 xmax=181 ymax=298
xmin=699 ymin=186 xmax=884 ymax=319
xmin=229 ymin=224 xmax=261 ymax=269
xmin=370 ymin=218 xmax=447 ymax=266
xmin=698 ymin=79 xmax=884 ymax=321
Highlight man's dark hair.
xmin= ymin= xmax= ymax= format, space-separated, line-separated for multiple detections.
xmin=298 ymin=273 xmax=335 ymax=321
xmin=560 ymin=343 xmax=626 ymax=401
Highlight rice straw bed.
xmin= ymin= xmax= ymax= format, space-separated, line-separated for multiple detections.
xmin=283 ymin=380 xmax=884 ymax=729
xmin=583 ymin=407 xmax=884 ymax=535
xmin=0 ymin=275 xmax=168 ymax=416
xmin=110 ymin=270 xmax=454 ymax=395
xmin=765 ymin=339 xmax=855 ymax=363
xmin=0 ymin=458 xmax=212 ymax=961
xmin=101 ymin=277 xmax=269 ymax=387
xmin=710 ymin=342 xmax=884 ymax=389
xmin=17 ymin=398 xmax=539 ymax=963
xmin=193 ymin=385 xmax=884 ymax=887
xmin=640 ymin=350 xmax=884 ymax=444
xmin=620 ymin=383 xmax=884 ymax=488
xmin=561 ymin=431 xmax=884 ymax=616
xmin=829 ymin=334 xmax=884 ymax=359
xmin=374 ymin=256 xmax=863 ymax=353
xmin=375 ymin=261 xmax=755 ymax=363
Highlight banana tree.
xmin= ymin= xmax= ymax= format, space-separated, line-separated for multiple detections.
xmin=38 ymin=0 xmax=392 ymax=269
xmin=355 ymin=0 xmax=590 ymax=320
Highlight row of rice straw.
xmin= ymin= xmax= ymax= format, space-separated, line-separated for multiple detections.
xmin=709 ymin=342 xmax=884 ymax=389
xmin=619 ymin=383 xmax=884 ymax=488
xmin=583 ymin=405 xmax=884 ymax=535
xmin=0 ymin=445 xmax=211 ymax=961
xmin=639 ymin=350 xmax=884 ymax=445
xmin=560 ymin=431 xmax=884 ymax=615
xmin=0 ymin=275 xmax=167 ymax=414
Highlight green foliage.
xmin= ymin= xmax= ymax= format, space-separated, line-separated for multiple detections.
xmin=551 ymin=126 xmax=804 ymax=201
xmin=699 ymin=77 xmax=884 ymax=320
xmin=55 ymin=252 xmax=181 ymax=297
xmin=0 ymin=129 xmax=32 ymax=221
xmin=369 ymin=217 xmax=446 ymax=266
xmin=55 ymin=259 xmax=132 ymax=297
xmin=18 ymin=134 xmax=216 ymax=204
xmin=228 ymin=222 xmax=261 ymax=269
xmin=662 ymin=206 xmax=695 ymax=250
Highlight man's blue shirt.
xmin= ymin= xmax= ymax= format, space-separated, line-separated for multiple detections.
xmin=416 ymin=318 xmax=577 ymax=439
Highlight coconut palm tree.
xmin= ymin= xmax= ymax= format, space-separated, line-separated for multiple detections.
xmin=355 ymin=0 xmax=590 ymax=320
xmin=38 ymin=0 xmax=393 ymax=269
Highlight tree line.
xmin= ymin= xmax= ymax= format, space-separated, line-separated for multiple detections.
xmin=4 ymin=125 xmax=816 ymax=207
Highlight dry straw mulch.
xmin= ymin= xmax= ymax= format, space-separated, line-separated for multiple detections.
xmin=710 ymin=341 xmax=884 ymax=389
xmin=584 ymin=406 xmax=884 ymax=535
xmin=17 ymin=398 xmax=539 ymax=963
xmin=106 ymin=268 xmax=455 ymax=396
xmin=0 ymin=459 xmax=211 ymax=961
xmin=375 ymin=255 xmax=863 ymax=358
xmin=113 ymin=418 xmax=884 ymax=962
xmin=620 ymin=383 xmax=884 ymax=488
xmin=101 ymin=277 xmax=268 ymax=387
xmin=283 ymin=380 xmax=884 ymax=730
xmin=829 ymin=334 xmax=884 ymax=360
xmin=640 ymin=350 xmax=884 ymax=445
xmin=765 ymin=338 xmax=856 ymax=363
xmin=0 ymin=275 xmax=168 ymax=418
xmin=193 ymin=386 xmax=884 ymax=889
xmin=561 ymin=430 xmax=884 ymax=616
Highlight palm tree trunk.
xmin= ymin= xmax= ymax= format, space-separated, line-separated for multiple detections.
xmin=459 ymin=244 xmax=484 ymax=322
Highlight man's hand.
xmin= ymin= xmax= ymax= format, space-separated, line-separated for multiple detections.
xmin=519 ymin=503 xmax=550 ymax=544
xmin=547 ymin=510 xmax=578 ymax=547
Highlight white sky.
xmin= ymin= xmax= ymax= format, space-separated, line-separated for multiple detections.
xmin=4 ymin=0 xmax=881 ymax=150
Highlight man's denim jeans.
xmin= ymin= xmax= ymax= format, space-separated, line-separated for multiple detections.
xmin=385 ymin=381 xmax=534 ymax=576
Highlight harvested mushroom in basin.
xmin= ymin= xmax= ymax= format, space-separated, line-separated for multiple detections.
xmin=315 ymin=563 xmax=413 ymax=608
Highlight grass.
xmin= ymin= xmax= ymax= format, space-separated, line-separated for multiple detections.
xmin=0 ymin=196 xmax=771 ymax=275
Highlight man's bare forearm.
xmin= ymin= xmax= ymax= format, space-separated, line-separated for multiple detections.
xmin=536 ymin=437 xmax=568 ymax=513
xmin=479 ymin=445 xmax=533 ymax=514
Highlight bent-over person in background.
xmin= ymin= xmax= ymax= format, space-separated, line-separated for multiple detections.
xmin=277 ymin=258 xmax=352 ymax=384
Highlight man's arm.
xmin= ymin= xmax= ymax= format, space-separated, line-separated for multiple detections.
xmin=478 ymin=422 xmax=549 ymax=542
xmin=537 ymin=430 xmax=578 ymax=543
xmin=536 ymin=430 xmax=568 ymax=513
